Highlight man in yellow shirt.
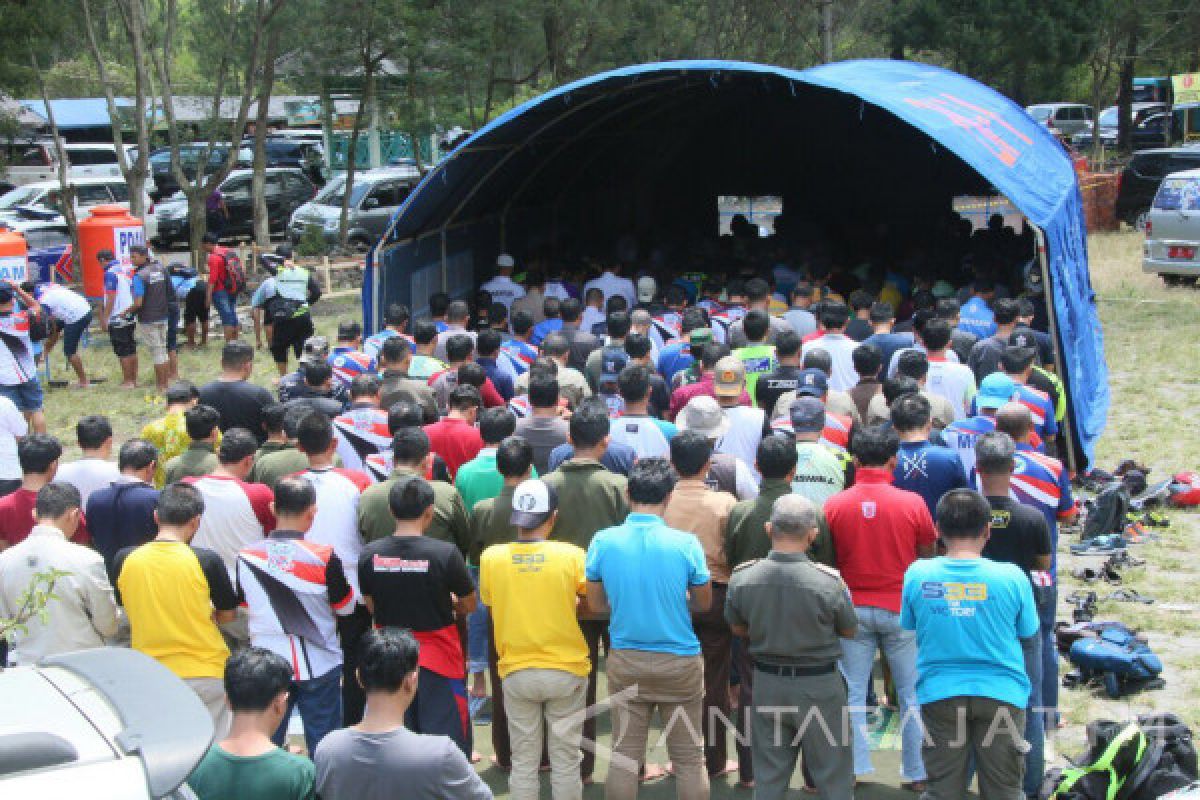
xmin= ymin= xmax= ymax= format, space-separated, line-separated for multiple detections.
xmin=141 ymin=380 xmax=215 ymax=487
xmin=111 ymin=482 xmax=238 ymax=736
xmin=480 ymin=479 xmax=590 ymax=800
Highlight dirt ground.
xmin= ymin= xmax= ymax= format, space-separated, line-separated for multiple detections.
xmin=43 ymin=230 xmax=1198 ymax=797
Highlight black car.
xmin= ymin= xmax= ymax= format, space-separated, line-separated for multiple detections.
xmin=153 ymin=167 xmax=316 ymax=246
xmin=148 ymin=143 xmax=252 ymax=200
xmin=1115 ymin=147 xmax=1200 ymax=229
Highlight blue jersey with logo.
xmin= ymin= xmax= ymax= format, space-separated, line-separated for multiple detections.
xmin=901 ymin=556 xmax=1039 ymax=708
xmin=957 ymin=296 xmax=997 ymax=339
xmin=657 ymin=339 xmax=696 ymax=385
xmin=499 ymin=337 xmax=538 ymax=376
xmin=893 ymin=440 xmax=969 ymax=517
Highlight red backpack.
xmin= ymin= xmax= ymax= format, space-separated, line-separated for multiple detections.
xmin=218 ymin=247 xmax=246 ymax=295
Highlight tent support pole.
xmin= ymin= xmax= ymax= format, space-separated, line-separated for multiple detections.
xmin=1033 ymin=223 xmax=1078 ymax=475
xmin=440 ymin=229 xmax=448 ymax=293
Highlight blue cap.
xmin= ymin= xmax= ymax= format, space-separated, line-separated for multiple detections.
xmin=977 ymin=373 xmax=1017 ymax=410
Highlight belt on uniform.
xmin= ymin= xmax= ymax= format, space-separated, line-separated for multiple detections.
xmin=753 ymin=661 xmax=837 ymax=677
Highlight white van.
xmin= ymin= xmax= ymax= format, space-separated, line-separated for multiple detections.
xmin=1 ymin=142 xmax=124 ymax=187
xmin=1143 ymin=167 xmax=1200 ymax=286
xmin=0 ymin=177 xmax=158 ymax=240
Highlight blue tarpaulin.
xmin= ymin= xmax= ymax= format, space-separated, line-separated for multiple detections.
xmin=20 ymin=98 xmax=131 ymax=130
xmin=367 ymin=59 xmax=1108 ymax=462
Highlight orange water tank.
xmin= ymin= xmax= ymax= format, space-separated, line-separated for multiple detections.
xmin=0 ymin=226 xmax=28 ymax=284
xmin=78 ymin=204 xmax=145 ymax=299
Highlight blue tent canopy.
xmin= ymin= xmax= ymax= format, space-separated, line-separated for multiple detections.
xmin=366 ymin=59 xmax=1107 ymax=462
xmin=20 ymin=98 xmax=131 ymax=130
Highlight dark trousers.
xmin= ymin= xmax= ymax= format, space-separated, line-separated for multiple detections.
xmin=735 ymin=638 xmax=817 ymax=789
xmin=921 ymin=696 xmax=1027 ymax=800
xmin=580 ymin=618 xmax=610 ymax=780
xmin=337 ymin=605 xmax=371 ymax=725
xmin=271 ymin=665 xmax=342 ymax=754
xmin=694 ymin=582 xmax=734 ymax=776
xmin=405 ymin=666 xmax=471 ymax=756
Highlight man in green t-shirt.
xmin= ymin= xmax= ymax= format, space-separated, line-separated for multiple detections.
xmin=187 ymin=647 xmax=316 ymax=800
xmin=456 ymin=407 xmax=537 ymax=513
xmin=732 ymin=309 xmax=778 ymax=402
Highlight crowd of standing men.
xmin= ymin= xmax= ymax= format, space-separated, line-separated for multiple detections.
xmin=0 ymin=237 xmax=1076 ymax=800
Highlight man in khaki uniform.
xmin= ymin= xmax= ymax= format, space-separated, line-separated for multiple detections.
xmin=725 ymin=494 xmax=857 ymax=800
xmin=663 ymin=429 xmax=739 ymax=779
xmin=357 ymin=428 xmax=469 ymax=556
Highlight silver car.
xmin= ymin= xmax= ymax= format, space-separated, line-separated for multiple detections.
xmin=0 ymin=647 xmax=212 ymax=799
xmin=1143 ymin=167 xmax=1200 ymax=285
xmin=1026 ymin=103 xmax=1095 ymax=136
xmin=288 ymin=165 xmax=420 ymax=252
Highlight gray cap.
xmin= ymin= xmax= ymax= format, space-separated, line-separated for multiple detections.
xmin=788 ymin=396 xmax=826 ymax=433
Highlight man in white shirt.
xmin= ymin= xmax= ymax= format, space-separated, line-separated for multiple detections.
xmin=783 ymin=286 xmax=818 ymax=338
xmin=55 ymin=415 xmax=121 ymax=507
xmin=707 ymin=357 xmax=764 ymax=469
xmin=0 ymin=394 xmax=27 ymax=496
xmin=609 ymin=364 xmax=672 ymax=458
xmin=579 ymin=288 xmax=606 ymax=335
xmin=583 ymin=264 xmax=636 ymax=310
xmin=36 ymin=281 xmax=93 ymax=388
xmin=433 ymin=300 xmax=477 ymax=362
xmin=480 ymin=253 xmax=526 ymax=312
xmin=801 ymin=302 xmax=859 ymax=391
xmin=0 ymin=482 xmax=118 ymax=665
xmin=910 ymin=318 xmax=976 ymax=420
xmin=0 ymin=281 xmax=47 ymax=433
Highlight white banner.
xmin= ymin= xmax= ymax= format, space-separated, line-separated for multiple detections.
xmin=113 ymin=225 xmax=145 ymax=266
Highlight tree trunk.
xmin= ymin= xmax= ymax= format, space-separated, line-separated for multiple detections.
xmin=319 ymin=75 xmax=334 ymax=176
xmin=186 ymin=189 xmax=208 ymax=272
xmin=889 ymin=0 xmax=904 ymax=60
xmin=31 ymin=50 xmax=80 ymax=281
xmin=338 ymin=64 xmax=375 ymax=250
xmin=1116 ymin=19 xmax=1138 ymax=153
xmin=251 ymin=26 xmax=280 ymax=248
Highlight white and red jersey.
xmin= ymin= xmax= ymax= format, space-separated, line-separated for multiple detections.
xmin=327 ymin=347 xmax=378 ymax=390
xmin=295 ymin=466 xmax=372 ymax=603
xmin=332 ymin=404 xmax=391 ymax=473
xmin=185 ymin=474 xmax=276 ymax=579
xmin=363 ymin=329 xmax=414 ymax=360
xmin=237 ymin=531 xmax=355 ymax=681
xmin=365 ymin=452 xmax=393 ymax=483
xmin=0 ymin=309 xmax=39 ymax=386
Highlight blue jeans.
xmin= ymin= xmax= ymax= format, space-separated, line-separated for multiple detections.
xmin=1039 ymin=586 xmax=1058 ymax=729
xmin=1022 ymin=634 xmax=1045 ymax=797
xmin=839 ymin=606 xmax=926 ymax=781
xmin=466 ymin=566 xmax=489 ymax=675
xmin=211 ymin=289 xmax=238 ymax=328
xmin=272 ymin=665 xmax=342 ymax=753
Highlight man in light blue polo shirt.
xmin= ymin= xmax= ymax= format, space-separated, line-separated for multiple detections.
xmin=901 ymin=488 xmax=1039 ymax=800
xmin=586 ymin=457 xmax=712 ymax=800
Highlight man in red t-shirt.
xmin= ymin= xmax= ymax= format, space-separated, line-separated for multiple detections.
xmin=424 ymin=385 xmax=483 ymax=480
xmin=824 ymin=424 xmax=936 ymax=789
xmin=202 ymin=232 xmax=240 ymax=342
xmin=0 ymin=434 xmax=89 ymax=549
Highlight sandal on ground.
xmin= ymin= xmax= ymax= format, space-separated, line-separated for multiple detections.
xmin=1106 ymin=588 xmax=1155 ymax=604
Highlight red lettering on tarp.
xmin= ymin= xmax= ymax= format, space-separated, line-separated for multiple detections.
xmin=903 ymin=93 xmax=1026 ymax=167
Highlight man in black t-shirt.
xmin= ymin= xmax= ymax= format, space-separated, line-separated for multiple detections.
xmin=199 ymin=342 xmax=275 ymax=443
xmin=358 ymin=476 xmax=477 ymax=755
xmin=755 ymin=329 xmax=804 ymax=432
xmin=974 ymin=431 xmax=1051 ymax=798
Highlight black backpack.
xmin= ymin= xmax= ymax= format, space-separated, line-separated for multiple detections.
xmin=1083 ymin=484 xmax=1130 ymax=540
xmin=1041 ymin=713 xmax=1196 ymax=800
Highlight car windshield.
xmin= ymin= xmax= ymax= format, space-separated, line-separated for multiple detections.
xmin=1098 ymin=108 xmax=1118 ymax=127
xmin=1153 ymin=177 xmax=1200 ymax=211
xmin=1029 ymin=107 xmax=1053 ymax=122
xmin=313 ymin=175 xmax=370 ymax=208
xmin=0 ymin=186 xmax=45 ymax=209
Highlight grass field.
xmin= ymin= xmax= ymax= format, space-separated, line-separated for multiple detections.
xmin=43 ymin=231 xmax=1200 ymax=797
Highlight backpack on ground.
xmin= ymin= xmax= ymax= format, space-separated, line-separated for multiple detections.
xmin=1041 ymin=713 xmax=1196 ymax=799
xmin=1066 ymin=625 xmax=1163 ymax=698
xmin=221 ymin=249 xmax=246 ymax=295
xmin=1083 ymin=484 xmax=1131 ymax=540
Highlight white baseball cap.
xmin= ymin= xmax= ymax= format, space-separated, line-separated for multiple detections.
xmin=510 ymin=479 xmax=558 ymax=528
xmin=496 ymin=253 xmax=515 ymax=269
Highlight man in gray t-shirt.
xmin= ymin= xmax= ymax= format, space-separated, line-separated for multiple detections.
xmin=314 ymin=628 xmax=492 ymax=800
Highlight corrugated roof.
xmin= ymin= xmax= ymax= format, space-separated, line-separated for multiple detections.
xmin=19 ymin=97 xmax=132 ymax=129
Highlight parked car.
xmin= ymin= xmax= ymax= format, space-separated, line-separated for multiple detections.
xmin=1142 ymin=168 xmax=1200 ymax=285
xmin=1026 ymin=103 xmax=1095 ymax=136
xmin=0 ymin=177 xmax=158 ymax=241
xmin=1115 ymin=147 xmax=1200 ymax=230
xmin=1071 ymin=103 xmax=1168 ymax=148
xmin=0 ymin=648 xmax=211 ymax=798
xmin=154 ymin=166 xmax=316 ymax=246
xmin=1 ymin=141 xmax=131 ymax=188
xmin=288 ymin=165 xmax=419 ymax=252
xmin=148 ymin=142 xmax=252 ymax=200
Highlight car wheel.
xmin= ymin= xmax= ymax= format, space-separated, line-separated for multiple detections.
xmin=1133 ymin=209 xmax=1150 ymax=232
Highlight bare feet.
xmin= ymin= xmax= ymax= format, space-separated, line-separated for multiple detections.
xmin=710 ymin=760 xmax=739 ymax=778
xmin=640 ymin=763 xmax=667 ymax=782
xmin=470 ymin=751 xmax=481 ymax=764
xmin=489 ymin=754 xmax=511 ymax=772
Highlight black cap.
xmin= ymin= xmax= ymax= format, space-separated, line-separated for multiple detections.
xmin=1008 ymin=330 xmax=1038 ymax=351
xmin=337 ymin=321 xmax=362 ymax=341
